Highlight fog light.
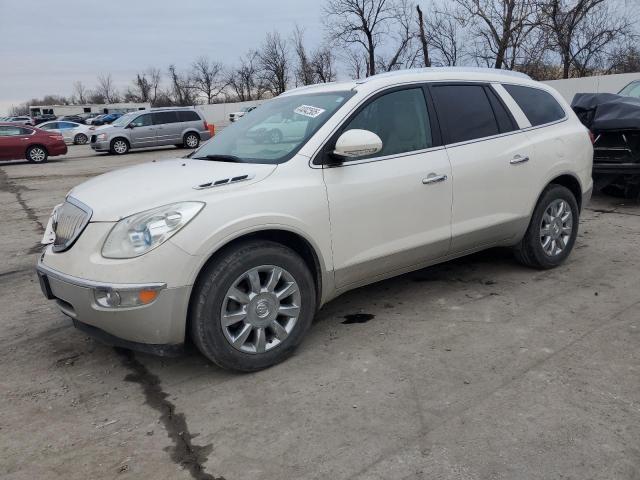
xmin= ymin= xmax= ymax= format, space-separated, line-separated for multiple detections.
xmin=94 ymin=286 xmax=163 ymax=308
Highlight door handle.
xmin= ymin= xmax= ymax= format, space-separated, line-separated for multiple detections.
xmin=510 ymin=154 xmax=530 ymax=165
xmin=422 ymin=174 xmax=448 ymax=185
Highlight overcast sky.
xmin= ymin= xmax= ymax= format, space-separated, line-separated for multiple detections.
xmin=0 ymin=0 xmax=326 ymax=115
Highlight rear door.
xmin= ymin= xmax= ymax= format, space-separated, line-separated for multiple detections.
xmin=430 ymin=82 xmax=538 ymax=253
xmin=153 ymin=111 xmax=180 ymax=145
xmin=128 ymin=113 xmax=156 ymax=147
xmin=57 ymin=122 xmax=78 ymax=142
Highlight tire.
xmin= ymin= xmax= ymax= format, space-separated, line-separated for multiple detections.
xmin=26 ymin=145 xmax=48 ymax=163
xmin=190 ymin=240 xmax=316 ymax=372
xmin=74 ymin=133 xmax=88 ymax=145
xmin=183 ymin=132 xmax=200 ymax=149
xmin=514 ymin=184 xmax=579 ymax=269
xmin=109 ymin=138 xmax=129 ymax=155
xmin=268 ymin=129 xmax=283 ymax=144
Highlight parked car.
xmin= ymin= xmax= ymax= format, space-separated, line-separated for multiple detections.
xmin=572 ymin=92 xmax=640 ymax=199
xmin=32 ymin=114 xmax=58 ymax=125
xmin=38 ymin=120 xmax=93 ymax=145
xmin=229 ymin=106 xmax=257 ymax=123
xmin=0 ymin=123 xmax=67 ymax=162
xmin=6 ymin=116 xmax=33 ymax=125
xmin=246 ymin=112 xmax=307 ymax=144
xmin=89 ymin=108 xmax=210 ymax=154
xmin=84 ymin=113 xmax=104 ymax=125
xmin=618 ymin=80 xmax=640 ymax=99
xmin=91 ymin=113 xmax=123 ymax=126
xmin=36 ymin=68 xmax=592 ymax=371
xmin=60 ymin=115 xmax=87 ymax=124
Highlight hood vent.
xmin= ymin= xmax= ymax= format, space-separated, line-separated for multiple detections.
xmin=194 ymin=173 xmax=255 ymax=190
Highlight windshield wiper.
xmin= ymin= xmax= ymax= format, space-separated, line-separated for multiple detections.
xmin=193 ymin=154 xmax=244 ymax=163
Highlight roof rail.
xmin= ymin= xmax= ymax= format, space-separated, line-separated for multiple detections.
xmin=148 ymin=106 xmax=196 ymax=111
xmin=356 ymin=66 xmax=531 ymax=84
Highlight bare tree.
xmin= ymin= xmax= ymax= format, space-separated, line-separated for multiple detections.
xmin=324 ymin=0 xmax=397 ymax=76
xmin=312 ymin=47 xmax=337 ymax=83
xmin=168 ymin=65 xmax=197 ymax=106
xmin=292 ymin=26 xmax=316 ymax=86
xmin=72 ymin=81 xmax=87 ymax=104
xmin=227 ymin=51 xmax=264 ymax=101
xmin=541 ymin=0 xmax=632 ymax=78
xmin=96 ymin=74 xmax=120 ymax=103
xmin=452 ymin=0 xmax=539 ymax=70
xmin=343 ymin=48 xmax=368 ymax=79
xmin=416 ymin=4 xmax=430 ymax=67
xmin=606 ymin=42 xmax=640 ymax=74
xmin=259 ymin=32 xmax=290 ymax=96
xmin=191 ymin=57 xmax=227 ymax=104
xmin=425 ymin=5 xmax=466 ymax=66
xmin=377 ymin=0 xmax=418 ymax=71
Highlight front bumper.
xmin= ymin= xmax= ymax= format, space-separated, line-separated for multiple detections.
xmin=90 ymin=140 xmax=110 ymax=151
xmin=36 ymin=259 xmax=190 ymax=352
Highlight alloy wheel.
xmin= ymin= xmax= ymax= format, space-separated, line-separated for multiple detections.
xmin=29 ymin=147 xmax=46 ymax=162
xmin=539 ymin=199 xmax=573 ymax=256
xmin=220 ymin=265 xmax=301 ymax=354
xmin=186 ymin=134 xmax=199 ymax=148
xmin=113 ymin=140 xmax=128 ymax=154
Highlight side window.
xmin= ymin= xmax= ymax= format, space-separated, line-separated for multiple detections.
xmin=130 ymin=114 xmax=152 ymax=127
xmin=177 ymin=110 xmax=200 ymax=122
xmin=486 ymin=87 xmax=517 ymax=133
xmin=431 ymin=84 xmax=500 ymax=144
xmin=59 ymin=122 xmax=75 ymax=129
xmin=342 ymin=88 xmax=433 ymax=159
xmin=0 ymin=126 xmax=23 ymax=136
xmin=19 ymin=127 xmax=33 ymax=135
xmin=503 ymin=84 xmax=565 ymax=126
xmin=153 ymin=111 xmax=179 ymax=125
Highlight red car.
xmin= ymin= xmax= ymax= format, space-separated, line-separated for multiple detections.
xmin=0 ymin=123 xmax=67 ymax=163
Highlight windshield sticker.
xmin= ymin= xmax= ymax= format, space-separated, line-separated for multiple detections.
xmin=294 ymin=105 xmax=326 ymax=118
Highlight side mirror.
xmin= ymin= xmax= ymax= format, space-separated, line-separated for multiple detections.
xmin=332 ymin=129 xmax=383 ymax=159
xmin=126 ymin=123 xmax=135 ymax=129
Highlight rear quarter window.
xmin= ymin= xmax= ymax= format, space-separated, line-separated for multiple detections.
xmin=503 ymin=84 xmax=566 ymax=126
xmin=177 ymin=110 xmax=201 ymax=122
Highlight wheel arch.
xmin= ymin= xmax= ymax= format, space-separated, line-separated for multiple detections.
xmin=547 ymin=173 xmax=584 ymax=211
xmin=185 ymin=228 xmax=326 ymax=342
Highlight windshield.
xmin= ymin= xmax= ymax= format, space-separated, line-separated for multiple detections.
xmin=619 ymin=81 xmax=640 ymax=98
xmin=112 ymin=112 xmax=138 ymax=127
xmin=193 ymin=91 xmax=353 ymax=164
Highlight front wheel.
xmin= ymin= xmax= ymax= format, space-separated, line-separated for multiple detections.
xmin=110 ymin=138 xmax=129 ymax=155
xmin=190 ymin=240 xmax=316 ymax=372
xmin=514 ymin=184 xmax=579 ymax=269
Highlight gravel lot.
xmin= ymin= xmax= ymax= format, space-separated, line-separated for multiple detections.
xmin=1 ymin=145 xmax=639 ymax=480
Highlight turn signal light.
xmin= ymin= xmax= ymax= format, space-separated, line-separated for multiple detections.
xmin=138 ymin=289 xmax=158 ymax=304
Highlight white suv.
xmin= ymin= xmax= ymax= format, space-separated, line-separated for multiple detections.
xmin=36 ymin=68 xmax=593 ymax=371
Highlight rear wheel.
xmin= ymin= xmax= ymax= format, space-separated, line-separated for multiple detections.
xmin=190 ymin=240 xmax=316 ymax=371
xmin=183 ymin=132 xmax=200 ymax=149
xmin=514 ymin=184 xmax=579 ymax=269
xmin=74 ymin=133 xmax=88 ymax=145
xmin=110 ymin=138 xmax=129 ymax=155
xmin=26 ymin=145 xmax=48 ymax=163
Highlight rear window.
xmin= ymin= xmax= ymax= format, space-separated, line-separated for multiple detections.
xmin=177 ymin=110 xmax=201 ymax=122
xmin=503 ymin=84 xmax=565 ymax=126
xmin=431 ymin=84 xmax=500 ymax=144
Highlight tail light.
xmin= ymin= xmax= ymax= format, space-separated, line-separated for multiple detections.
xmin=203 ymin=120 xmax=209 ymax=131
xmin=49 ymin=134 xmax=64 ymax=141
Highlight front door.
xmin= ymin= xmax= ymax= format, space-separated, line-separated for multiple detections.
xmin=128 ymin=113 xmax=156 ymax=147
xmin=322 ymin=87 xmax=452 ymax=289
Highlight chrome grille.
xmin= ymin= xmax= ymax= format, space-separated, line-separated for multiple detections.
xmin=52 ymin=198 xmax=92 ymax=253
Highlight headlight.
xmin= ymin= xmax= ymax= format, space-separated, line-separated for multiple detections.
xmin=102 ymin=202 xmax=204 ymax=259
xmin=97 ymin=133 xmax=107 ymax=140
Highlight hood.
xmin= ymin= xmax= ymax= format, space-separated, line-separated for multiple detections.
xmin=69 ymin=157 xmax=277 ymax=221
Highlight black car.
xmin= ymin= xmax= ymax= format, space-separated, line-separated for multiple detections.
xmin=60 ymin=114 xmax=87 ymax=124
xmin=572 ymin=92 xmax=640 ymax=200
xmin=32 ymin=114 xmax=58 ymax=125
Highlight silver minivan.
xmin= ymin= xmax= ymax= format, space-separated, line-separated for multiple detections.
xmin=90 ymin=107 xmax=211 ymax=154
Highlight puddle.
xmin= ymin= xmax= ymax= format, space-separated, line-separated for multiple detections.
xmin=342 ymin=313 xmax=375 ymax=324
